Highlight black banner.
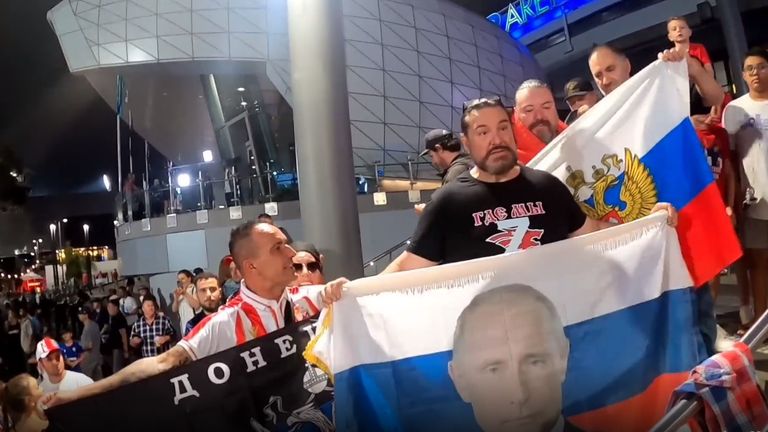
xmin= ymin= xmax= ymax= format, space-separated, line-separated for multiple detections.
xmin=47 ymin=319 xmax=334 ymax=432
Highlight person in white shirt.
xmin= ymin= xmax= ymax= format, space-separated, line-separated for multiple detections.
xmin=117 ymin=286 xmax=139 ymax=326
xmin=43 ymin=222 xmax=346 ymax=408
xmin=172 ymin=269 xmax=199 ymax=332
xmin=723 ymin=47 xmax=768 ymax=324
xmin=35 ymin=338 xmax=93 ymax=394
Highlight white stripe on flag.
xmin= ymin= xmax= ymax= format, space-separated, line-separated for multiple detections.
xmin=530 ymin=60 xmax=690 ymax=177
xmin=316 ymin=214 xmax=692 ymax=374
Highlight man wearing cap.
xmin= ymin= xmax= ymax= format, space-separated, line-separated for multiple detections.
xmin=77 ymin=306 xmax=102 ymax=380
xmin=563 ymin=77 xmax=600 ymax=125
xmin=420 ymin=129 xmax=472 ymax=186
xmin=415 ymin=129 xmax=473 ymax=214
xmin=36 ymin=337 xmax=93 ymax=393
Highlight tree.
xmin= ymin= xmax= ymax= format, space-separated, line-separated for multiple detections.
xmin=0 ymin=143 xmax=29 ymax=209
xmin=62 ymin=247 xmax=84 ymax=288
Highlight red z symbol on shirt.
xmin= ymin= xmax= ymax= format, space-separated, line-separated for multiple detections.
xmin=486 ymin=217 xmax=544 ymax=252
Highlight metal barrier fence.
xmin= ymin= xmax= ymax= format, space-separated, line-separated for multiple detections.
xmin=650 ymin=308 xmax=768 ymax=431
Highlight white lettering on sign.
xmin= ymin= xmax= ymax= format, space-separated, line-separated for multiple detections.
xmin=240 ymin=347 xmax=267 ymax=372
xmin=275 ymin=335 xmax=297 ymax=358
xmin=207 ymin=362 xmax=231 ymax=384
xmin=171 ymin=374 xmax=201 ymax=405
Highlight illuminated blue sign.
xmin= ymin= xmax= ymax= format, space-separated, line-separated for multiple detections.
xmin=487 ymin=0 xmax=593 ymax=39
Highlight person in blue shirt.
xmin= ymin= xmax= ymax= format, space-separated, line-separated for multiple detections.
xmin=59 ymin=328 xmax=84 ymax=373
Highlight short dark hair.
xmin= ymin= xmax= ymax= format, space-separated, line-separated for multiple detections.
xmin=666 ymin=16 xmax=688 ymax=25
xmin=229 ymin=220 xmax=259 ymax=268
xmin=193 ymin=267 xmax=204 ymax=276
xmin=590 ymin=44 xmax=626 ymax=59
xmin=257 ymin=213 xmax=272 ymax=220
xmin=60 ymin=327 xmax=73 ymax=336
xmin=193 ymin=271 xmax=219 ymax=286
xmin=141 ymin=294 xmax=158 ymax=307
xmin=290 ymin=242 xmax=323 ymax=271
xmin=460 ymin=97 xmax=508 ymax=135
xmin=745 ymin=47 xmax=768 ymax=66
xmin=177 ymin=269 xmax=193 ymax=279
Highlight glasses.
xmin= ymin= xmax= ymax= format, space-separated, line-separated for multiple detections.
xmin=745 ymin=63 xmax=768 ymax=74
xmin=462 ymin=96 xmax=504 ymax=113
xmin=292 ymin=262 xmax=321 ymax=274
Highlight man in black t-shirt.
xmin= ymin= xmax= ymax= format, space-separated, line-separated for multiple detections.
xmin=103 ymin=298 xmax=129 ymax=375
xmin=381 ymin=97 xmax=677 ymax=272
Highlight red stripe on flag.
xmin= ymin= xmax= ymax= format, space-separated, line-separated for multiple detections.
xmin=676 ymin=183 xmax=742 ymax=287
xmin=568 ymin=372 xmax=689 ymax=432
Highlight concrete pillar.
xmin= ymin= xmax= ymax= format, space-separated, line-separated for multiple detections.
xmin=286 ymin=0 xmax=364 ymax=279
xmin=200 ymin=74 xmax=236 ymax=161
xmin=717 ymin=0 xmax=748 ymax=96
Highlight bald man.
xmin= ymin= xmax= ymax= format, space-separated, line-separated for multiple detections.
xmin=44 ymin=221 xmax=346 ymax=408
xmin=588 ymin=44 xmax=723 ymax=109
xmin=448 ymin=284 xmax=580 ymax=432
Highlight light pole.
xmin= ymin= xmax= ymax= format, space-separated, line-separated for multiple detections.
xmin=83 ymin=224 xmax=91 ymax=291
xmin=57 ymin=218 xmax=68 ymax=250
xmin=49 ymin=224 xmax=59 ymax=289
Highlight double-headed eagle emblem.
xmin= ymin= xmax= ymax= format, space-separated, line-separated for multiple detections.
xmin=565 ymin=148 xmax=657 ymax=224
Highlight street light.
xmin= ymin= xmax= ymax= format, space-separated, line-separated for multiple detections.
xmin=177 ymin=173 xmax=191 ymax=188
xmin=202 ymin=150 xmax=213 ymax=163
xmin=103 ymin=174 xmax=112 ymax=192
xmin=83 ymin=223 xmax=91 ymax=289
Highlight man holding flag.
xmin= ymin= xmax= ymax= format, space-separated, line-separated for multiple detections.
xmin=381 ymin=96 xmax=676 ymax=273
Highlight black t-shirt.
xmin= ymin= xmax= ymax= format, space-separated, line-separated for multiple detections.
xmin=408 ymin=166 xmax=587 ymax=264
xmin=105 ymin=313 xmax=128 ymax=351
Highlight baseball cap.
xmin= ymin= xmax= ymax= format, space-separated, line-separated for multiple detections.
xmin=36 ymin=337 xmax=61 ymax=361
xmin=564 ymin=77 xmax=595 ymax=101
xmin=419 ymin=129 xmax=456 ymax=157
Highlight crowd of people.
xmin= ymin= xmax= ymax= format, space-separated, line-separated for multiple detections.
xmin=0 ymin=218 xmax=333 ymax=430
xmin=0 ymin=13 xmax=763 ymax=432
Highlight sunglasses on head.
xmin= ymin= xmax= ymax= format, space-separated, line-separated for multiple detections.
xmin=461 ymin=96 xmax=504 ymax=113
xmin=292 ymin=262 xmax=322 ymax=273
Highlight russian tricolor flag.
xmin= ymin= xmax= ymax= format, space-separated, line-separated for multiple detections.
xmin=530 ymin=59 xmax=741 ymax=287
xmin=307 ymin=215 xmax=706 ymax=431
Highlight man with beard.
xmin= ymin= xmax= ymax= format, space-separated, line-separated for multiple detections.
xmin=513 ymin=80 xmax=567 ymax=164
xmin=380 ymin=97 xmax=676 ymax=272
xmin=183 ymin=272 xmax=223 ymax=336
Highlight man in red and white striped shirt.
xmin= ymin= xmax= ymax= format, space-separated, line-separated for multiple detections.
xmin=44 ymin=221 xmax=345 ymax=406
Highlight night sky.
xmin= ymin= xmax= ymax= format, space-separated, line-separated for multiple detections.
xmin=0 ymin=0 xmax=117 ymax=196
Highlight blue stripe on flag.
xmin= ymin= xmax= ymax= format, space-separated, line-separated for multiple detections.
xmin=562 ymin=287 xmax=703 ymax=416
xmin=334 ymin=288 xmax=702 ymax=431
xmin=639 ymin=118 xmax=714 ymax=210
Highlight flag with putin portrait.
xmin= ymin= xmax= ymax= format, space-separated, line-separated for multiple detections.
xmin=307 ymin=214 xmax=704 ymax=432
xmin=305 ymin=59 xmax=737 ymax=432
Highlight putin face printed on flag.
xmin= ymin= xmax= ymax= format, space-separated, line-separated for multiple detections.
xmin=448 ymin=284 xmax=569 ymax=432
